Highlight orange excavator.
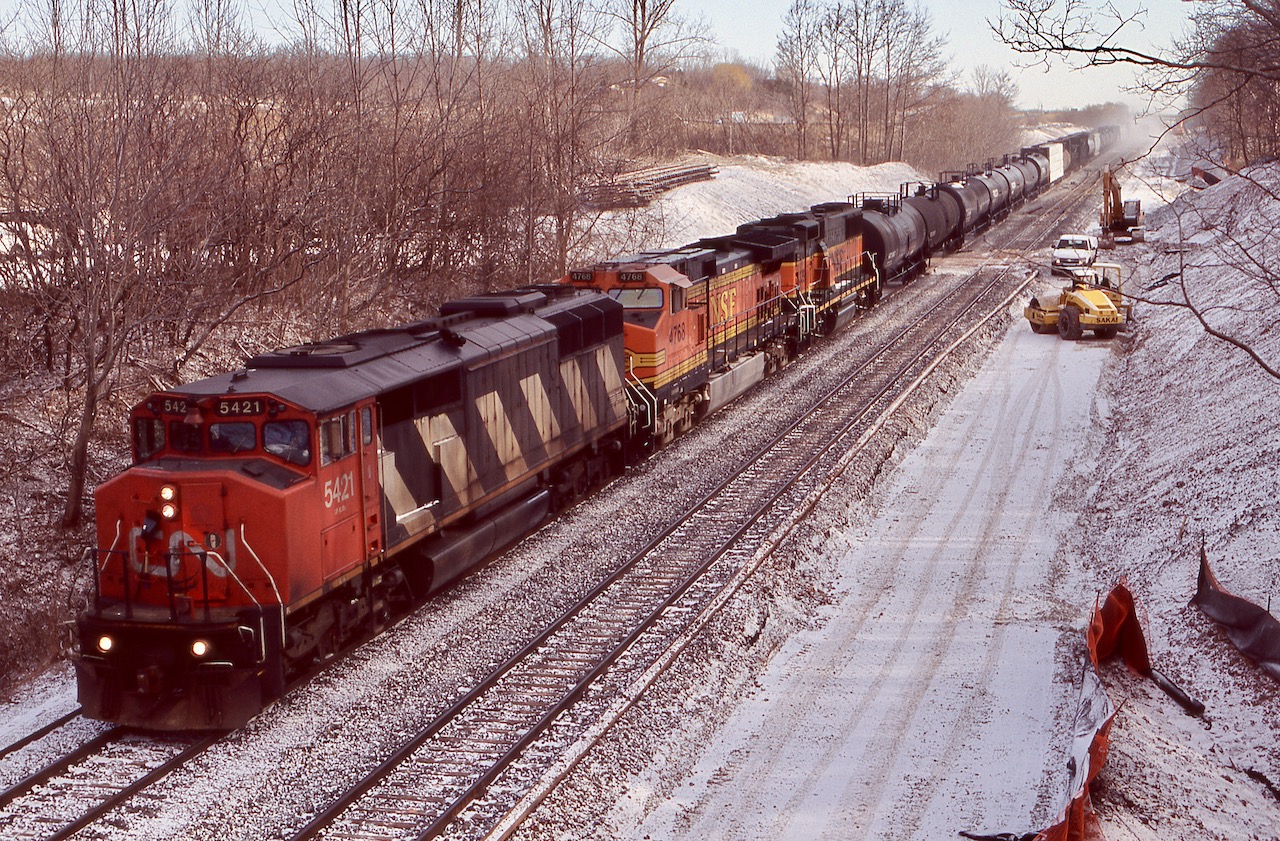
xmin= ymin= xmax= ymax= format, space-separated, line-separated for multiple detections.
xmin=1099 ymin=166 xmax=1144 ymax=248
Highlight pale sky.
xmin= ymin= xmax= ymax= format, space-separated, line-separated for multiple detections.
xmin=0 ymin=0 xmax=1191 ymax=111
xmin=689 ymin=0 xmax=1191 ymax=111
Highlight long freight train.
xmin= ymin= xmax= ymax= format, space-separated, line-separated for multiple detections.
xmin=75 ymin=127 xmax=1114 ymax=730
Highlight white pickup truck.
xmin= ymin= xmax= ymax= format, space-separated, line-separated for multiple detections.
xmin=1050 ymin=234 xmax=1099 ymax=275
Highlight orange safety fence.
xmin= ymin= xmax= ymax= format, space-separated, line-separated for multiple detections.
xmin=1034 ymin=579 xmax=1151 ymax=841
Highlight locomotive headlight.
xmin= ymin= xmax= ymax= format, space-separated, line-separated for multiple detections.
xmin=191 ymin=640 xmax=210 ymax=657
xmin=96 ymin=635 xmax=114 ymax=653
xmin=159 ymin=485 xmax=177 ymax=502
xmin=161 ymin=502 xmax=179 ymax=520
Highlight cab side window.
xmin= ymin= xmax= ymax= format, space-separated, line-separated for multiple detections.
xmin=134 ymin=418 xmax=165 ymax=461
xmin=320 ymin=411 xmax=357 ymax=465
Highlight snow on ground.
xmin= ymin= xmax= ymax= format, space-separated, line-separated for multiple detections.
xmin=625 ymin=328 xmax=1110 ymax=840
xmin=600 ymin=156 xmax=926 ymax=253
xmin=3 ymin=142 xmax=1279 ymax=841
xmin=536 ymin=146 xmax=1280 ymax=839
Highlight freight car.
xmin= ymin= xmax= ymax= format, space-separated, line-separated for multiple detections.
xmin=75 ymin=125 xmax=1115 ymax=731
xmin=76 ymin=287 xmax=629 ymax=730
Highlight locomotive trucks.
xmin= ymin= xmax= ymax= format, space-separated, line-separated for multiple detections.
xmin=1025 ymin=262 xmax=1130 ymax=340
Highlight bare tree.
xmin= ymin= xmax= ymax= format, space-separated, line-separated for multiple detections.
xmin=600 ymin=0 xmax=710 ymax=150
xmin=776 ymin=0 xmax=822 ymax=158
xmin=875 ymin=0 xmax=946 ymax=161
xmin=994 ymin=0 xmax=1280 ymax=381
xmin=0 ymin=0 xmax=219 ymax=527
xmin=514 ymin=0 xmax=619 ymax=277
xmin=813 ymin=2 xmax=850 ymax=160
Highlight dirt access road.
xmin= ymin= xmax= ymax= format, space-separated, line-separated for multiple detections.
xmin=626 ymin=319 xmax=1112 ymax=840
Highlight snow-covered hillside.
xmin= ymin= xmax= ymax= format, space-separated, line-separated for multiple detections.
xmin=2 ymin=142 xmax=1277 ymax=841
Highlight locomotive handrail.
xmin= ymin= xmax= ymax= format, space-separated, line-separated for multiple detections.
xmin=83 ymin=547 xmax=101 ymax=612
xmin=623 ymin=356 xmax=657 ymax=438
xmin=239 ymin=526 xmax=285 ymax=665
xmin=102 ymin=519 xmax=123 ymax=573
xmin=240 ymin=525 xmax=284 ymax=607
xmin=193 ymin=547 xmax=259 ymax=611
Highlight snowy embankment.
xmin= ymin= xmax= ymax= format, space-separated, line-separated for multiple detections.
xmin=1062 ymin=160 xmax=1280 ymax=838
xmin=554 ymin=147 xmax=1280 ymax=839
xmin=596 ymin=156 xmax=926 ymax=255
xmin=2 ymin=144 xmax=1276 ymax=841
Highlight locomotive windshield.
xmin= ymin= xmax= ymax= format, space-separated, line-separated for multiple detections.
xmin=264 ymin=420 xmax=312 ymax=466
xmin=608 ymin=288 xmax=663 ymax=309
xmin=210 ymin=422 xmax=256 ymax=454
xmin=131 ymin=406 xmax=312 ymax=468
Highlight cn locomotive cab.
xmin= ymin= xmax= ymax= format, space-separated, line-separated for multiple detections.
xmin=76 ymin=390 xmax=381 ymax=730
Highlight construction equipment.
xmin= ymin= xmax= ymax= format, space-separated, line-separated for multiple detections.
xmin=1099 ymin=167 xmax=1144 ymax=248
xmin=1024 ymin=262 xmax=1131 ymax=340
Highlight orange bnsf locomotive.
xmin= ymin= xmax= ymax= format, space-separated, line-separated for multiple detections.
xmin=565 ymin=200 xmax=875 ymax=449
xmin=76 ymin=131 xmax=1116 ymax=730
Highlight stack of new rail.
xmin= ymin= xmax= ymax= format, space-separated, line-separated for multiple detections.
xmin=582 ymin=162 xmax=718 ymax=208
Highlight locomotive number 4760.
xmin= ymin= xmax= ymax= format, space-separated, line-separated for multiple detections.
xmin=324 ymin=471 xmax=356 ymax=509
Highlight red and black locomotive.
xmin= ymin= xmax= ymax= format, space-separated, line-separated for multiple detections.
xmin=77 ymin=287 xmax=627 ymax=729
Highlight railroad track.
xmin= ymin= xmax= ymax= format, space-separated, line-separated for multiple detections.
xmin=0 ymin=718 xmax=217 ymax=841
xmin=0 ymin=160 xmax=1106 ymax=841
xmin=287 ymin=165 xmax=1108 ymax=841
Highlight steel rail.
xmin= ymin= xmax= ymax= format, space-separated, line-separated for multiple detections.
xmin=289 ymin=160 xmax=1111 ymax=841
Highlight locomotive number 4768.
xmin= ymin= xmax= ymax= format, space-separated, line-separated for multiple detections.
xmin=324 ymin=471 xmax=356 ymax=509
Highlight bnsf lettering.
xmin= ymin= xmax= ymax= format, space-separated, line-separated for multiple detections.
xmin=711 ymin=289 xmax=738 ymax=326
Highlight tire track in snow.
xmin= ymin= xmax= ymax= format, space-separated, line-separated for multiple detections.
xmin=648 ymin=329 xmax=1107 ymax=841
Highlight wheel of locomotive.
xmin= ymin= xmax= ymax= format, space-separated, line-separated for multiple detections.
xmin=865 ymin=280 xmax=882 ymax=307
xmin=1058 ymin=305 xmax=1082 ymax=340
xmin=1094 ymin=326 xmax=1118 ymax=339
